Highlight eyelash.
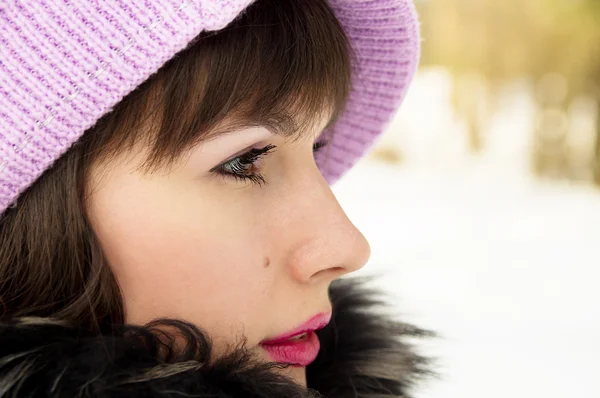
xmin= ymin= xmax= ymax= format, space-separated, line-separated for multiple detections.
xmin=212 ymin=140 xmax=328 ymax=186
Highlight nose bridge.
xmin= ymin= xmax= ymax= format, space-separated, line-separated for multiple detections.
xmin=284 ymin=165 xmax=371 ymax=283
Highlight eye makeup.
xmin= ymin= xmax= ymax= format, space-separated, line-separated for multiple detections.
xmin=210 ymin=140 xmax=328 ymax=187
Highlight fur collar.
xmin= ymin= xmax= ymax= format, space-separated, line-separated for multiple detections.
xmin=0 ymin=278 xmax=435 ymax=397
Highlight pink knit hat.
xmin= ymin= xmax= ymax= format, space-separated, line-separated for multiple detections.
xmin=0 ymin=0 xmax=420 ymax=215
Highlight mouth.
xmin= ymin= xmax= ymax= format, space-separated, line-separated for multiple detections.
xmin=259 ymin=312 xmax=332 ymax=367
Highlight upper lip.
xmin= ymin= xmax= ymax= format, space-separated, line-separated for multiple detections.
xmin=260 ymin=312 xmax=332 ymax=345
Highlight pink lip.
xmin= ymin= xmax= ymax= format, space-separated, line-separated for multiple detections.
xmin=260 ymin=312 xmax=332 ymax=366
xmin=261 ymin=313 xmax=332 ymax=345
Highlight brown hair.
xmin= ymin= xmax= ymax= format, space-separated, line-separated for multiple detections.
xmin=0 ymin=0 xmax=353 ymax=332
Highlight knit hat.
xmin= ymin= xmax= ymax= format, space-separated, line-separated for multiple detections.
xmin=0 ymin=0 xmax=420 ymax=215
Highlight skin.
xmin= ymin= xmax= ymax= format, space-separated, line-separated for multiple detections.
xmin=85 ymin=115 xmax=370 ymax=386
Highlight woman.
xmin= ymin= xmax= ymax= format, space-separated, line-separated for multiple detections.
xmin=0 ymin=0 xmax=434 ymax=396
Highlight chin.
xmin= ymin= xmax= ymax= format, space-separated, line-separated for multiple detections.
xmin=255 ymin=348 xmax=307 ymax=387
xmin=279 ymin=366 xmax=307 ymax=387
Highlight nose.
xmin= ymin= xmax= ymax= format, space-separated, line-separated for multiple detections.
xmin=282 ymin=165 xmax=371 ymax=284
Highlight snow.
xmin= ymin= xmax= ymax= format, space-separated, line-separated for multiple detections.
xmin=332 ymin=69 xmax=600 ymax=398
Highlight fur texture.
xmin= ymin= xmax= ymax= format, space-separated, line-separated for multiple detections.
xmin=0 ymin=278 xmax=436 ymax=397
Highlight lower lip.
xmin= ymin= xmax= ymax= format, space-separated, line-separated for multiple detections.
xmin=260 ymin=331 xmax=320 ymax=367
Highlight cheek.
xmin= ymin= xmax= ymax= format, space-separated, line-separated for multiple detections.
xmin=87 ymin=178 xmax=276 ymax=349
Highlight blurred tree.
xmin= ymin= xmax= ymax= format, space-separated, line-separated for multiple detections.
xmin=418 ymin=0 xmax=600 ymax=88
xmin=415 ymin=0 xmax=600 ymax=183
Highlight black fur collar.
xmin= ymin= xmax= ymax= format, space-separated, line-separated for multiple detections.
xmin=0 ymin=278 xmax=435 ymax=397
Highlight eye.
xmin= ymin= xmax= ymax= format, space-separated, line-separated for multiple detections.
xmin=211 ymin=144 xmax=277 ymax=186
xmin=211 ymin=140 xmax=328 ymax=187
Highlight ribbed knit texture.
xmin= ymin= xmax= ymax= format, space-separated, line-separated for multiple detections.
xmin=0 ymin=0 xmax=420 ymax=215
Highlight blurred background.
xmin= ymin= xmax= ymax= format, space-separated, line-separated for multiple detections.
xmin=333 ymin=1 xmax=600 ymax=397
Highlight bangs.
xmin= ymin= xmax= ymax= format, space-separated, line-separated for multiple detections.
xmin=84 ymin=0 xmax=353 ymax=173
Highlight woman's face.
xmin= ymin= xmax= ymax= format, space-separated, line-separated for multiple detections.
xmin=85 ymin=116 xmax=370 ymax=386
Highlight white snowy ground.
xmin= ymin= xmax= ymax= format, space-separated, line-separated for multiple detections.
xmin=332 ymin=69 xmax=600 ymax=398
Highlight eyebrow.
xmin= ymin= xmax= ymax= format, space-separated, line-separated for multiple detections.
xmin=204 ymin=110 xmax=335 ymax=141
